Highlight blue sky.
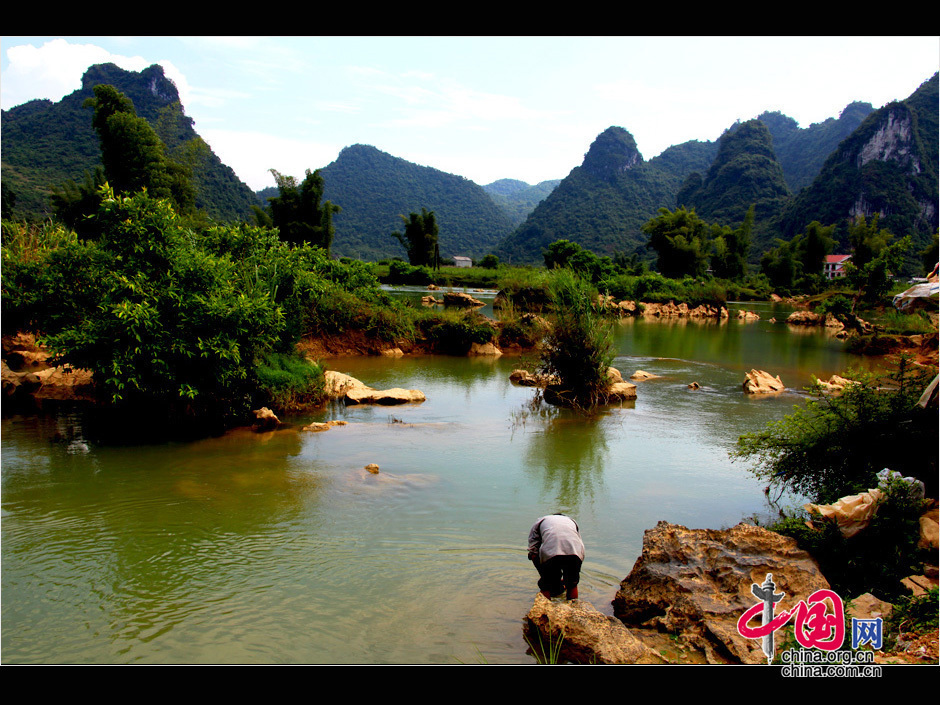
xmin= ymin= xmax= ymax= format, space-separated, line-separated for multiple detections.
xmin=2 ymin=36 xmax=937 ymax=191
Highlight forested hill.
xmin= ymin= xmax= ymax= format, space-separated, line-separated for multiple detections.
xmin=676 ymin=119 xmax=791 ymax=253
xmin=494 ymin=92 xmax=913 ymax=265
xmin=495 ymin=127 xmax=718 ymax=264
xmin=758 ymin=101 xmax=873 ymax=193
xmin=1 ymin=63 xmax=258 ymax=222
xmin=318 ymin=144 xmax=515 ymax=261
xmin=482 ymin=178 xmax=562 ymax=228
xmin=775 ymin=72 xmax=938 ymax=252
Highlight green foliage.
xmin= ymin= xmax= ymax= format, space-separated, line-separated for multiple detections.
xmin=734 ymin=358 xmax=937 ymax=504
xmin=4 ymin=189 xmax=357 ymax=424
xmin=709 ymin=206 xmax=753 ymax=281
xmin=50 ymin=166 xmax=109 ymax=238
xmin=385 ymin=259 xmax=434 ymax=285
xmin=757 ymin=103 xmax=874 ymax=193
xmin=84 ymin=84 xmax=196 ymax=214
xmin=259 ymin=169 xmax=341 ymax=254
xmin=477 ymin=253 xmax=500 ymax=269
xmin=253 ymin=352 xmax=326 ymax=411
xmin=814 ymin=294 xmax=853 ymax=319
xmin=524 ymin=628 xmax=566 ymax=664
xmin=760 ymin=221 xmax=836 ymax=293
xmin=392 ymin=208 xmax=440 ymax=268
xmin=643 ymin=207 xmax=712 ymax=278
xmin=841 ymin=220 xmax=912 ymax=308
xmin=1 ymin=219 xmax=101 ymax=334
xmin=418 ymin=308 xmax=495 ymax=355
xmin=537 ymin=271 xmax=614 ymax=407
xmin=888 ymin=587 xmax=939 ymax=635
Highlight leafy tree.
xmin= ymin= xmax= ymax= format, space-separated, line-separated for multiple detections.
xmin=392 ymin=208 xmax=440 ymax=268
xmin=83 ymin=84 xmax=195 ymax=213
xmin=477 ymin=253 xmax=500 ymax=269
xmin=642 ymin=207 xmax=712 ymax=278
xmin=710 ymin=206 xmax=754 ymax=280
xmin=844 ymin=233 xmax=912 ymax=310
xmin=759 ymin=220 xmax=834 ymax=292
xmin=797 ymin=220 xmax=835 ymax=277
xmin=847 ymin=214 xmax=893 ymax=270
xmin=760 ymin=238 xmax=799 ymax=291
xmin=543 ymin=239 xmax=583 ymax=270
xmin=258 ymin=169 xmax=341 ymax=254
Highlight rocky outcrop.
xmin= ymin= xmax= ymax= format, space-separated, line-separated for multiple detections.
xmin=639 ymin=301 xmax=728 ymax=319
xmin=523 ymin=594 xmax=665 ymax=665
xmin=812 ymin=374 xmax=858 ymax=393
xmin=468 ymin=342 xmax=502 ymax=356
xmin=742 ymin=369 xmax=785 ymax=394
xmin=252 ymin=407 xmax=281 ymax=430
xmin=302 ymin=420 xmax=348 ymax=432
xmin=2 ymin=333 xmax=95 ymax=403
xmin=612 ymin=521 xmax=831 ymax=664
xmin=443 ymin=291 xmax=485 ymax=308
xmin=324 ymin=370 xmax=425 ymax=406
xmin=509 ymin=369 xmax=557 ymax=387
xmin=786 ymin=311 xmax=844 ymax=329
xmin=736 ymin=309 xmax=760 ymax=321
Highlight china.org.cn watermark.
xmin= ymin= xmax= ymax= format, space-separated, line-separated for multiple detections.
xmin=736 ymin=573 xmax=883 ymax=677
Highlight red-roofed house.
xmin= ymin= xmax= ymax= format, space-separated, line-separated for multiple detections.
xmin=824 ymin=254 xmax=851 ymax=280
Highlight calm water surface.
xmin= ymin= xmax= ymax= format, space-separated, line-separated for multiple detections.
xmin=1 ymin=301 xmax=875 ymax=663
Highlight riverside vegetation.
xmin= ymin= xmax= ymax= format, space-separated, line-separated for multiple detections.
xmin=2 ymin=83 xmax=937 ymax=661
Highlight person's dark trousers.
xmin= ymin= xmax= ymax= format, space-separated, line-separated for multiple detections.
xmin=533 ymin=555 xmax=582 ymax=596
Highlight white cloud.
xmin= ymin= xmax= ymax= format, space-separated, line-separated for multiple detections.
xmin=200 ymin=128 xmax=340 ymax=191
xmin=1 ymin=38 xmax=151 ymax=108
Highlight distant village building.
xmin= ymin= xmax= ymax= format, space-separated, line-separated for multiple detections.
xmin=824 ymin=254 xmax=851 ymax=280
xmin=453 ymin=256 xmax=472 ymax=268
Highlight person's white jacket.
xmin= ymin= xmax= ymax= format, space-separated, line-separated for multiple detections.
xmin=528 ymin=514 xmax=585 ymax=563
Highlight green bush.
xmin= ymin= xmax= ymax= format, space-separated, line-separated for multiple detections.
xmin=419 ymin=308 xmax=495 ymax=354
xmin=734 ymin=357 xmax=937 ymax=503
xmin=537 ymin=270 xmax=613 ymax=407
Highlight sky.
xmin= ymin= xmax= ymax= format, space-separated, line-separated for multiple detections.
xmin=2 ymin=36 xmax=938 ymax=192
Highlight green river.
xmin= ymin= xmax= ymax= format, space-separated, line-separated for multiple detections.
xmin=1 ymin=297 xmax=876 ymax=663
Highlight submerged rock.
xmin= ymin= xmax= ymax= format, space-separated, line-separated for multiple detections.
xmin=612 ymin=521 xmax=830 ymax=664
xmin=523 ymin=594 xmax=664 ymax=665
xmin=630 ymin=370 xmax=660 ymax=381
xmin=509 ymin=369 xmax=557 ymax=387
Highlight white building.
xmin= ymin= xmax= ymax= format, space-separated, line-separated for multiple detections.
xmin=453 ymin=256 xmax=472 ymax=268
xmin=824 ymin=254 xmax=851 ymax=280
